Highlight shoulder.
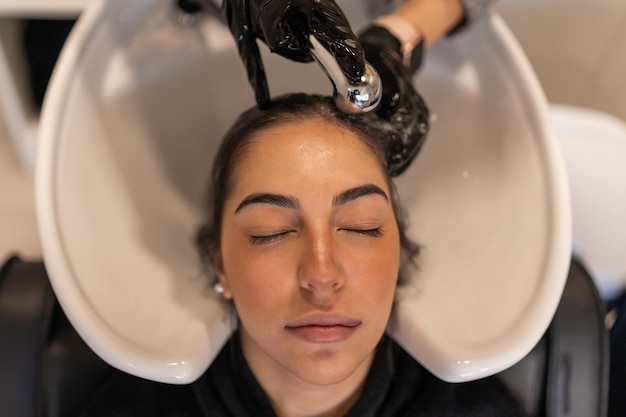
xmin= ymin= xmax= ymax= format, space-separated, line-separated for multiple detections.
xmin=391 ymin=342 xmax=527 ymax=416
xmin=79 ymin=371 xmax=201 ymax=417
xmin=416 ymin=375 xmax=527 ymax=416
xmin=78 ymin=340 xmax=238 ymax=417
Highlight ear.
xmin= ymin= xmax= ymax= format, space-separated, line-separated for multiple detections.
xmin=210 ymin=246 xmax=233 ymax=300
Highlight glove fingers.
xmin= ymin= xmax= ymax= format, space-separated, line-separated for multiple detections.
xmin=255 ymin=2 xmax=314 ymax=62
xmin=367 ymin=51 xmax=429 ymax=176
xmin=358 ymin=24 xmax=429 ymax=176
xmin=386 ymin=75 xmax=429 ymax=176
xmin=239 ymin=35 xmax=271 ymax=108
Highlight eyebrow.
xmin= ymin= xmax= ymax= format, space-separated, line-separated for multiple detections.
xmin=235 ymin=184 xmax=389 ymax=214
xmin=332 ymin=184 xmax=389 ymax=207
xmin=235 ymin=193 xmax=300 ymax=213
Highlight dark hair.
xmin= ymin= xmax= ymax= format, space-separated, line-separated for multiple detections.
xmin=196 ymin=93 xmax=419 ymax=284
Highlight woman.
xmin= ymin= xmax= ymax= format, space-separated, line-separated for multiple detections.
xmin=81 ymin=94 xmax=525 ymax=416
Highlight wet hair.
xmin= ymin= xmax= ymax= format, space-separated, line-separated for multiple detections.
xmin=196 ymin=93 xmax=419 ymax=285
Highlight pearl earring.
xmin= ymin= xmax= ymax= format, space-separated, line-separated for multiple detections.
xmin=214 ymin=283 xmax=225 ymax=295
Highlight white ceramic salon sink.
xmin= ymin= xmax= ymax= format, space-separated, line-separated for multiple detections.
xmin=36 ymin=0 xmax=571 ymax=384
xmin=497 ymin=0 xmax=626 ymax=300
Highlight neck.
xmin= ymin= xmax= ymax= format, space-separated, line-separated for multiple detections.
xmin=269 ymin=378 xmax=367 ymax=417
xmin=239 ymin=331 xmax=375 ymax=417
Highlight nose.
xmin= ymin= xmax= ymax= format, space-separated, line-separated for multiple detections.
xmin=297 ymin=232 xmax=344 ymax=300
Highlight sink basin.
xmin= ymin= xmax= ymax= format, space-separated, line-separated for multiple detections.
xmin=36 ymin=0 xmax=571 ymax=384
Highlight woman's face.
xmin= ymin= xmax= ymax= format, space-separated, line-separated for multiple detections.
xmin=215 ymin=118 xmax=401 ymax=387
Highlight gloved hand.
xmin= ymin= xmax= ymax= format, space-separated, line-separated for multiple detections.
xmin=222 ymin=0 xmax=365 ymax=108
xmin=358 ymin=25 xmax=430 ymax=177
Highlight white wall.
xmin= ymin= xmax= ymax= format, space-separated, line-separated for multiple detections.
xmin=496 ymin=0 xmax=626 ymax=121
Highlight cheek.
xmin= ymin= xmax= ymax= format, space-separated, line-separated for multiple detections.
xmin=220 ymin=234 xmax=298 ymax=305
xmin=366 ymin=255 xmax=400 ymax=297
xmin=348 ymin=231 xmax=401 ymax=298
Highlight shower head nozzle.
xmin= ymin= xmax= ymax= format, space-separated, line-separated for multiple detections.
xmin=308 ymin=36 xmax=381 ymax=114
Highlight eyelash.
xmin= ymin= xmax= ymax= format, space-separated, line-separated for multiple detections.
xmin=249 ymin=231 xmax=292 ymax=246
xmin=344 ymin=228 xmax=383 ymax=238
xmin=249 ymin=228 xmax=383 ymax=246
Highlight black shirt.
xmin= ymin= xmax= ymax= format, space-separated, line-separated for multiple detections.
xmin=81 ymin=334 xmax=526 ymax=416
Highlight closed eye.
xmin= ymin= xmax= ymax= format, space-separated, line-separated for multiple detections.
xmin=342 ymin=228 xmax=383 ymax=238
xmin=249 ymin=231 xmax=293 ymax=246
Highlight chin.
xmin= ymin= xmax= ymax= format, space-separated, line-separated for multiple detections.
xmin=295 ymin=367 xmax=357 ymax=387
xmin=290 ymin=349 xmax=372 ymax=386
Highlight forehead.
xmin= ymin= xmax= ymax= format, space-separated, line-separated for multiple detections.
xmin=229 ymin=118 xmax=388 ymax=196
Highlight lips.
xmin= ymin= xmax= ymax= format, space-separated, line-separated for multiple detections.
xmin=285 ymin=314 xmax=362 ymax=344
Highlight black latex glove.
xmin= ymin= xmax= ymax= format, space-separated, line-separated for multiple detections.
xmin=358 ymin=26 xmax=430 ymax=177
xmin=222 ymin=0 xmax=365 ymax=108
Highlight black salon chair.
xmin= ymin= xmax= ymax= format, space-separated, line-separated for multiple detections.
xmin=608 ymin=292 xmax=626 ymax=417
xmin=0 ymin=255 xmax=617 ymax=417
xmin=0 ymin=257 xmax=115 ymax=417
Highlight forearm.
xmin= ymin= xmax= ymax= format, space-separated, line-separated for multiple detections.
xmin=390 ymin=0 xmax=464 ymax=46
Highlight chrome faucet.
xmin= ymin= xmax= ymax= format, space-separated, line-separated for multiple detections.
xmin=308 ymin=35 xmax=382 ymax=114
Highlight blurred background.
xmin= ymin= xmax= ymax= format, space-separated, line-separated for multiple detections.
xmin=0 ymin=1 xmax=86 ymax=261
